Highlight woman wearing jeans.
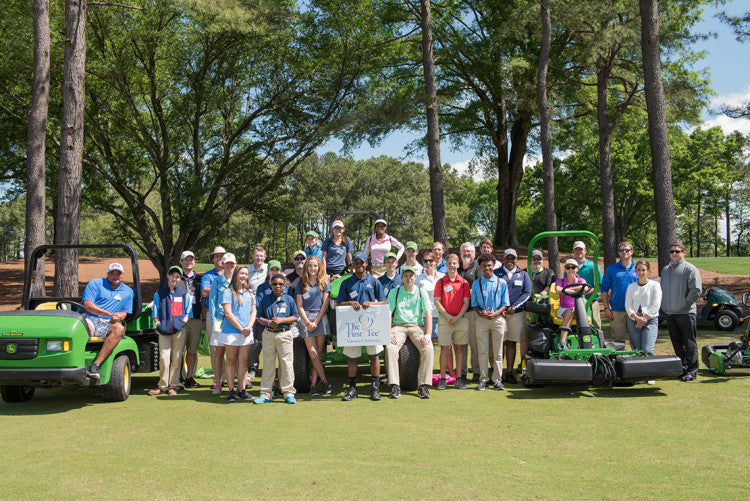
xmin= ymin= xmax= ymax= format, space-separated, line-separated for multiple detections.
xmin=624 ymin=259 xmax=662 ymax=357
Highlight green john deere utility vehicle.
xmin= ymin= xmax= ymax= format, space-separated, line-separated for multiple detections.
xmin=0 ymin=244 xmax=158 ymax=403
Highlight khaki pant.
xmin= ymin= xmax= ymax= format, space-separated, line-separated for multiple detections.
xmin=385 ymin=324 xmax=434 ymax=386
xmin=475 ymin=315 xmax=506 ymax=383
xmin=158 ymin=330 xmax=186 ymax=390
xmin=260 ymin=328 xmax=295 ymax=399
xmin=591 ymin=300 xmax=602 ymax=330
xmin=183 ymin=318 xmax=202 ymax=354
xmin=611 ymin=310 xmax=629 ymax=344
xmin=465 ymin=310 xmax=478 ymax=374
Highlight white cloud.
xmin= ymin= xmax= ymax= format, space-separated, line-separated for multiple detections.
xmin=700 ymin=115 xmax=750 ymax=135
xmin=451 ymin=159 xmax=471 ymax=175
xmin=709 ymin=85 xmax=750 ymax=109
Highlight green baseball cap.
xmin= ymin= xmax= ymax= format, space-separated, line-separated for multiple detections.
xmin=384 ymin=252 xmax=398 ymax=262
xmin=305 ymin=230 xmax=319 ymax=239
xmin=268 ymin=260 xmax=282 ymax=270
xmin=401 ymin=266 xmax=417 ymax=275
xmin=405 ymin=241 xmax=418 ymax=251
xmin=168 ymin=265 xmax=183 ymax=275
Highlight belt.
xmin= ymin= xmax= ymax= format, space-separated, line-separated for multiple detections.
xmin=267 ymin=327 xmax=291 ymax=333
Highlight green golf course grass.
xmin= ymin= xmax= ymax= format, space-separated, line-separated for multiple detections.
xmin=1 ymin=325 xmax=747 ymax=499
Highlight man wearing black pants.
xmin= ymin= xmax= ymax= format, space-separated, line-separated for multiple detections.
xmin=660 ymin=242 xmax=702 ymax=381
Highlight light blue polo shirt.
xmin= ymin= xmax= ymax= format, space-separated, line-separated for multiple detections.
xmin=470 ymin=275 xmax=510 ymax=311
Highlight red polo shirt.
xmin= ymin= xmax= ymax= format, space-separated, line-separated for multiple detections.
xmin=434 ymin=273 xmax=471 ymax=316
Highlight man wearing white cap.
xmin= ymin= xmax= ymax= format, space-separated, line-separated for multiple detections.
xmin=200 ymin=246 xmax=226 ymax=386
xmin=208 ymin=252 xmax=236 ymax=394
xmin=179 ymin=250 xmax=203 ymax=388
xmin=572 ymin=241 xmax=603 ymax=330
xmin=82 ymin=262 xmax=134 ymax=379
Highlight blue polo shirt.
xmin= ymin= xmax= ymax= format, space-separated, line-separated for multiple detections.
xmin=470 ymin=275 xmax=510 ymax=311
xmin=601 ymin=261 xmax=637 ymax=312
xmin=378 ymin=273 xmax=403 ymax=298
xmin=304 ymin=245 xmax=323 ymax=260
xmin=436 ymin=258 xmax=447 ymax=274
xmin=209 ymin=276 xmax=230 ymax=323
xmin=322 ymin=237 xmax=353 ymax=272
xmin=258 ymin=293 xmax=299 ymax=330
xmin=577 ymin=259 xmax=602 ymax=300
xmin=494 ymin=266 xmax=532 ymax=311
xmin=256 ymin=281 xmax=294 ymax=306
xmin=220 ymin=288 xmax=255 ymax=334
xmin=82 ymin=278 xmax=134 ymax=318
xmin=340 ymin=273 xmax=385 ymax=303
xmin=200 ymin=268 xmax=222 ymax=307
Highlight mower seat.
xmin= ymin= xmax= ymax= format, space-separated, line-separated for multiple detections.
xmin=88 ymin=337 xmax=106 ymax=343
xmin=548 ymin=290 xmax=591 ymax=326
xmin=34 ymin=302 xmax=59 ymax=310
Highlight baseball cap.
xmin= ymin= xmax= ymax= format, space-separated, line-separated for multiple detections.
xmin=221 ymin=253 xmax=237 ymax=264
xmin=401 ymin=265 xmax=416 ymax=275
xmin=352 ymin=251 xmax=368 ymax=262
xmin=503 ymin=249 xmax=517 ymax=258
xmin=405 ymin=241 xmax=418 ymax=251
xmin=180 ymin=250 xmax=195 ymax=260
xmin=107 ymin=262 xmax=124 ymax=273
xmin=305 ymin=230 xmax=319 ymax=239
xmin=168 ymin=265 xmax=183 ymax=275
xmin=293 ymin=249 xmax=306 ymax=258
xmin=564 ymin=258 xmax=579 ymax=268
xmin=573 ymin=241 xmax=586 ymax=251
xmin=384 ymin=252 xmax=398 ymax=262
xmin=332 ymin=220 xmax=344 ymax=228
xmin=374 ymin=218 xmax=387 ymax=226
xmin=210 ymin=246 xmax=227 ymax=257
xmin=532 ymin=249 xmax=543 ymax=259
xmin=268 ymin=260 xmax=282 ymax=270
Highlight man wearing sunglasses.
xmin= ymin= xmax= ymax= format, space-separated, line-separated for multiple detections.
xmin=600 ymin=241 xmax=638 ymax=345
xmin=286 ymin=250 xmax=307 ymax=289
xmin=660 ymin=242 xmax=702 ymax=382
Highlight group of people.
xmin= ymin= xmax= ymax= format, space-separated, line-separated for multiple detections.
xmin=79 ymin=218 xmax=704 ymax=403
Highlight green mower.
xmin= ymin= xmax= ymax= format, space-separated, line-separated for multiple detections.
xmin=521 ymin=231 xmax=683 ymax=388
xmin=701 ymin=292 xmax=750 ymax=375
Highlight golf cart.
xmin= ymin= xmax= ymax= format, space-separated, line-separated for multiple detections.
xmin=0 ymin=244 xmax=158 ymax=403
xmin=697 ymin=285 xmax=746 ymax=331
xmin=701 ymin=292 xmax=750 ymax=375
xmin=521 ymin=231 xmax=683 ymax=387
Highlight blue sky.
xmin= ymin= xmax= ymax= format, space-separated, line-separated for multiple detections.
xmin=318 ymin=1 xmax=750 ymax=171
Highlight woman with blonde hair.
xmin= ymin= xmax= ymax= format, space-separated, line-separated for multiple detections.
xmin=295 ymin=255 xmax=332 ymax=395
xmin=220 ymin=266 xmax=256 ymax=402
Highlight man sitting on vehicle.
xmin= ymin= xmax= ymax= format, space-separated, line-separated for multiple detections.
xmin=82 ymin=262 xmax=134 ymax=380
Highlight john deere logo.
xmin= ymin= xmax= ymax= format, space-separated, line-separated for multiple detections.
xmin=6 ymin=344 xmax=17 ymax=354
xmin=2 ymin=330 xmax=23 ymax=336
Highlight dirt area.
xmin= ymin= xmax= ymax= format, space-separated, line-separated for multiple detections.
xmin=1 ymin=251 xmax=749 ymax=311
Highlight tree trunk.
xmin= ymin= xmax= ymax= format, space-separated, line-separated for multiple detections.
xmin=725 ymin=196 xmax=731 ymax=257
xmin=54 ymin=0 xmax=87 ymax=297
xmin=493 ymin=112 xmax=531 ymax=248
xmin=420 ymin=0 xmax=447 ymax=246
xmin=640 ymin=0 xmax=676 ymax=272
xmin=536 ymin=0 xmax=559 ymax=275
xmin=25 ymin=0 xmax=50 ymax=299
xmin=597 ymin=68 xmax=617 ymax=268
xmin=696 ymin=203 xmax=701 ymax=257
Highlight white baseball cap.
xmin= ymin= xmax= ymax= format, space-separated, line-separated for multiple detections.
xmin=374 ymin=218 xmax=387 ymax=226
xmin=210 ymin=246 xmax=227 ymax=257
xmin=503 ymin=249 xmax=517 ymax=258
xmin=573 ymin=241 xmax=586 ymax=251
xmin=332 ymin=220 xmax=344 ymax=228
xmin=221 ymin=253 xmax=237 ymax=264
xmin=564 ymin=258 xmax=579 ymax=268
xmin=180 ymin=250 xmax=195 ymax=260
xmin=107 ymin=262 xmax=124 ymax=273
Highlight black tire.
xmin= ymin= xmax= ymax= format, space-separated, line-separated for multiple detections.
xmin=293 ymin=337 xmax=311 ymax=393
xmin=701 ymin=344 xmax=729 ymax=367
xmin=714 ymin=310 xmax=739 ymax=331
xmin=398 ymin=337 xmax=420 ymax=391
xmin=102 ymin=355 xmax=131 ymax=402
xmin=1 ymin=385 xmax=35 ymax=403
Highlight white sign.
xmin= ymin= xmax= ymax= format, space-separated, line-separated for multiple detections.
xmin=335 ymin=304 xmax=391 ymax=346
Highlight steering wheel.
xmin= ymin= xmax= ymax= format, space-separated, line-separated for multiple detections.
xmin=56 ymin=300 xmax=86 ymax=313
xmin=561 ymin=282 xmax=592 ymax=298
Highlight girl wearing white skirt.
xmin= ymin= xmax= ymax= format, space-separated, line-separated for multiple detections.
xmin=221 ymin=266 xmax=256 ymax=402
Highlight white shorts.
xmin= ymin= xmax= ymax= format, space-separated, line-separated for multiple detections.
xmin=342 ymin=344 xmax=384 ymax=358
xmin=208 ymin=317 xmax=223 ymax=347
xmin=556 ymin=307 xmax=573 ymax=319
xmin=219 ymin=330 xmax=255 ymax=346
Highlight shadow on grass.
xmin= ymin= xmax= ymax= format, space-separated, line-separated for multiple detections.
xmin=505 ymin=385 xmax=668 ymax=399
xmin=0 ymin=387 xmax=96 ymax=414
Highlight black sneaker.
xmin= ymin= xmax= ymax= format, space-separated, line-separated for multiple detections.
xmin=86 ymin=363 xmax=101 ymax=380
xmin=418 ymin=384 xmax=431 ymax=399
xmin=184 ymin=378 xmax=201 ymax=388
xmin=389 ymin=384 xmax=401 ymax=399
xmin=493 ymin=380 xmax=505 ymax=391
xmin=309 ymin=385 xmax=320 ymax=397
xmin=227 ymin=390 xmax=236 ymax=402
xmin=322 ymin=381 xmax=332 ymax=395
xmin=476 ymin=380 xmax=488 ymax=391
xmin=370 ymin=385 xmax=381 ymax=401
xmin=437 ymin=378 xmax=447 ymax=390
xmin=342 ymin=386 xmax=357 ymax=401
xmin=237 ymin=389 xmax=252 ymax=400
xmin=680 ymin=371 xmax=697 ymax=382
xmin=471 ymin=373 xmax=480 ymax=383
xmin=504 ymin=371 xmax=517 ymax=384
xmin=455 ymin=378 xmax=467 ymax=390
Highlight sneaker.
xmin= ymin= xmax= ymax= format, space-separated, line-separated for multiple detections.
xmin=227 ymin=390 xmax=236 ymax=402
xmin=680 ymin=372 xmax=696 ymax=382
xmin=389 ymin=384 xmax=401 ymax=399
xmin=342 ymin=386 xmax=357 ymax=401
xmin=184 ymin=378 xmax=201 ymax=388
xmin=471 ymin=374 xmax=480 ymax=383
xmin=322 ymin=381 xmax=332 ymax=395
xmin=476 ymin=380 xmax=488 ymax=391
xmin=455 ymin=378 xmax=468 ymax=390
xmin=86 ymin=363 xmax=101 ymax=380
xmin=245 ymin=374 xmax=254 ymax=388
xmin=285 ymin=395 xmax=297 ymax=404
xmin=504 ymin=371 xmax=517 ymax=384
xmin=237 ymin=389 xmax=252 ymax=400
xmin=437 ymin=378 xmax=447 ymax=390
xmin=247 ymin=370 xmax=256 ymax=380
xmin=254 ymin=396 xmax=272 ymax=404
xmin=493 ymin=380 xmax=505 ymax=391
xmin=514 ymin=364 xmax=523 ymax=375
xmin=418 ymin=384 xmax=431 ymax=399
xmin=212 ymin=383 xmax=222 ymax=395
xmin=370 ymin=385 xmax=381 ymax=401
xmin=646 ymin=380 xmax=656 ymax=385
xmin=556 ymin=341 xmax=568 ymax=351
xmin=309 ymin=385 xmax=320 ymax=397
